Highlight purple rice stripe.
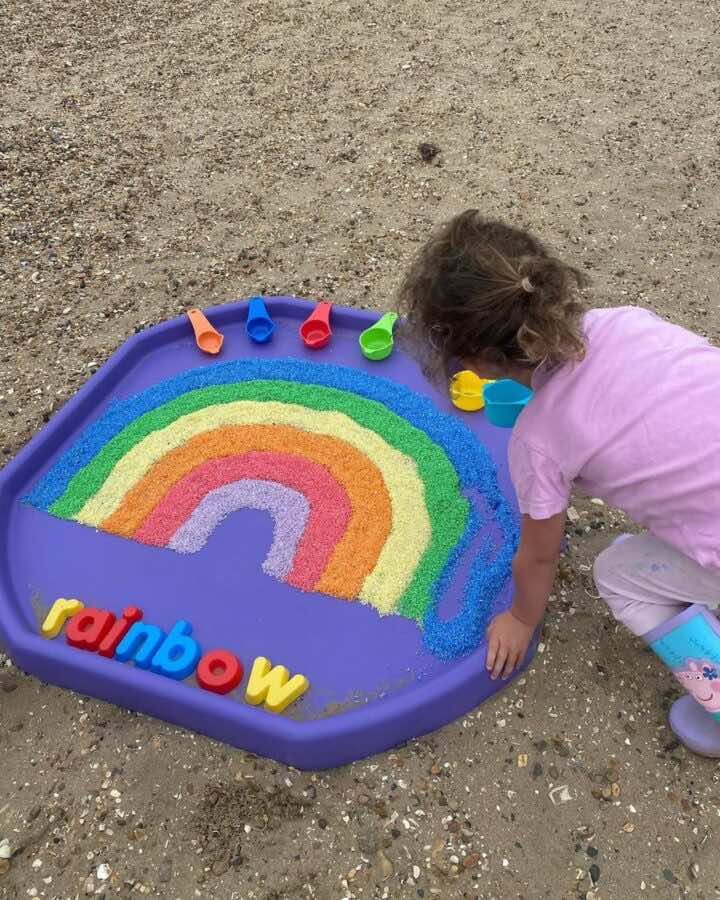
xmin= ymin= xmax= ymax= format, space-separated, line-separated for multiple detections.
xmin=167 ymin=479 xmax=310 ymax=579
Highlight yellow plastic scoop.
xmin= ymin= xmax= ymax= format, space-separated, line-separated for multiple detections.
xmin=449 ymin=371 xmax=494 ymax=412
xmin=187 ymin=308 xmax=224 ymax=355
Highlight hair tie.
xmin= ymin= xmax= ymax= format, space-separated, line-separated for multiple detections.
xmin=520 ymin=277 xmax=534 ymax=294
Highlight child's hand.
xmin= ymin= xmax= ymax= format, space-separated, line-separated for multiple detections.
xmin=485 ymin=610 xmax=535 ymax=680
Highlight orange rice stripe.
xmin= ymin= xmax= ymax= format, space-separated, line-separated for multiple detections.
xmin=100 ymin=423 xmax=392 ymax=600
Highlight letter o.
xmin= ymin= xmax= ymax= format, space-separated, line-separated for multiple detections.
xmin=196 ymin=650 xmax=243 ymax=694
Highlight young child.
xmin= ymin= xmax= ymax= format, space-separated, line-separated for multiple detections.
xmin=398 ymin=209 xmax=720 ymax=754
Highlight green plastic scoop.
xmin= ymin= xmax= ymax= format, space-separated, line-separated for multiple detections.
xmin=359 ymin=312 xmax=398 ymax=361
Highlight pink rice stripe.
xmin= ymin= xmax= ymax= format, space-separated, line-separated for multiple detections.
xmin=133 ymin=452 xmax=352 ymax=588
xmin=168 ymin=479 xmax=310 ymax=579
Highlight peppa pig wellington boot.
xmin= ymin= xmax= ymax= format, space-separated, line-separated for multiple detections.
xmin=643 ymin=605 xmax=720 ymax=757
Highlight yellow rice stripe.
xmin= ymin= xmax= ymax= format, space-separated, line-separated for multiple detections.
xmin=78 ymin=401 xmax=431 ymax=613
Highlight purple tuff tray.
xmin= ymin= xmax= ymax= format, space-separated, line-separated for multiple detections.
xmin=0 ymin=297 xmax=530 ymax=769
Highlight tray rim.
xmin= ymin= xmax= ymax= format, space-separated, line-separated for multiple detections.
xmin=0 ymin=296 xmax=527 ymax=769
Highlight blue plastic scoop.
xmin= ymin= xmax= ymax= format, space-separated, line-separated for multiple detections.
xmin=246 ymin=297 xmax=276 ymax=344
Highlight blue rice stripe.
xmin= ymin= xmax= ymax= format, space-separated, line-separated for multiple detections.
xmin=25 ymin=358 xmax=519 ymax=660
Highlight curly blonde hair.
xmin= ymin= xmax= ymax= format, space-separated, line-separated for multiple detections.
xmin=397 ymin=210 xmax=588 ymax=380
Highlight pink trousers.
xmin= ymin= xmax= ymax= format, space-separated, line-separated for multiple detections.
xmin=593 ymin=534 xmax=720 ymax=637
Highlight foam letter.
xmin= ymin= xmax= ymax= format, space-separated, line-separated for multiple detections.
xmin=98 ymin=606 xmax=144 ymax=657
xmin=245 ymin=656 xmax=309 ymax=713
xmin=196 ymin=649 xmax=244 ymax=694
xmin=41 ymin=598 xmax=84 ymax=639
xmin=150 ymin=620 xmax=202 ymax=680
xmin=114 ymin=622 xmax=165 ymax=668
xmin=65 ymin=608 xmax=116 ymax=651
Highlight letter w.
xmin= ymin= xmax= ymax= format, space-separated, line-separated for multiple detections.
xmin=245 ymin=656 xmax=309 ymax=713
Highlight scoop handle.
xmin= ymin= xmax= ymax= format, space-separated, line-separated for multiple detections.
xmin=248 ymin=296 xmax=272 ymax=324
xmin=305 ymin=301 xmax=332 ymax=328
xmin=374 ymin=311 xmax=398 ymax=335
xmin=187 ymin=308 xmax=215 ymax=337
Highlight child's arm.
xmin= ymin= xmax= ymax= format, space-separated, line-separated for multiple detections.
xmin=486 ymin=512 xmax=566 ymax=679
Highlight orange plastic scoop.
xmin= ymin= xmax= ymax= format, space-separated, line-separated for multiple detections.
xmin=187 ymin=308 xmax=224 ymax=355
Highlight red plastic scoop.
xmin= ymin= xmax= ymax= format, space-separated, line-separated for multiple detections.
xmin=300 ymin=301 xmax=332 ymax=350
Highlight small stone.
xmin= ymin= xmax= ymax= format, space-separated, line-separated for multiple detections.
xmin=586 ymin=846 xmax=599 ymax=858
xmin=377 ymin=850 xmax=394 ymax=880
xmin=96 ymin=863 xmax=110 ymax=881
xmin=622 ymin=822 xmax=635 ymax=833
xmin=417 ymin=142 xmax=440 ymax=163
xmin=84 ymin=878 xmax=95 ymax=895
xmin=610 ymin=783 xmax=621 ymax=798
xmin=567 ymin=506 xmax=581 ymax=523
xmin=0 ymin=674 xmax=17 ymax=693
xmin=662 ymin=869 xmax=678 ymax=884
xmin=517 ymin=753 xmax=528 ymax=768
xmin=412 ymin=865 xmax=421 ymax=879
xmin=0 ymin=840 xmax=12 ymax=860
xmin=463 ymin=853 xmax=480 ymax=869
xmin=158 ymin=861 xmax=172 ymax=883
xmin=689 ymin=862 xmax=700 ymax=879
xmin=372 ymin=800 xmax=389 ymax=818
xmin=548 ymin=784 xmax=574 ymax=805
xmin=0 ymin=859 xmax=9 ymax=876
xmin=211 ymin=860 xmax=228 ymax=876
xmin=589 ymin=863 xmax=600 ymax=883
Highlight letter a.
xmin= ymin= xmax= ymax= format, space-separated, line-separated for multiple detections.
xmin=245 ymin=656 xmax=309 ymax=713
xmin=66 ymin=607 xmax=116 ymax=651
xmin=41 ymin=598 xmax=84 ymax=639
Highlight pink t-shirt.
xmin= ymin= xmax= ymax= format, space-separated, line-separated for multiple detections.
xmin=508 ymin=306 xmax=720 ymax=571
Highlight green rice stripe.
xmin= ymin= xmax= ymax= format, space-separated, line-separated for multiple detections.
xmin=50 ymin=381 xmax=468 ymax=620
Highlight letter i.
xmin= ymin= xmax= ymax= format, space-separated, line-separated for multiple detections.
xmin=98 ymin=606 xmax=143 ymax=657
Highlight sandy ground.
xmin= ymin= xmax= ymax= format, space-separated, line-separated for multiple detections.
xmin=2 ymin=1 xmax=720 ymax=898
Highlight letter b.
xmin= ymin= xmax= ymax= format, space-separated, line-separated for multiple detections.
xmin=150 ymin=620 xmax=202 ymax=680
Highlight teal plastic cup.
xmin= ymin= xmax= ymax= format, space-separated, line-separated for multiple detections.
xmin=483 ymin=379 xmax=533 ymax=427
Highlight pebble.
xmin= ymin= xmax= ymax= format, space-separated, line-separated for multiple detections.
xmin=158 ymin=860 xmax=173 ymax=883
xmin=376 ymin=850 xmax=394 ymax=880
xmin=0 ymin=840 xmax=12 ymax=860
xmin=0 ymin=859 xmax=9 ymax=876
xmin=96 ymin=863 xmax=110 ymax=880
xmin=548 ymin=784 xmax=573 ymax=805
